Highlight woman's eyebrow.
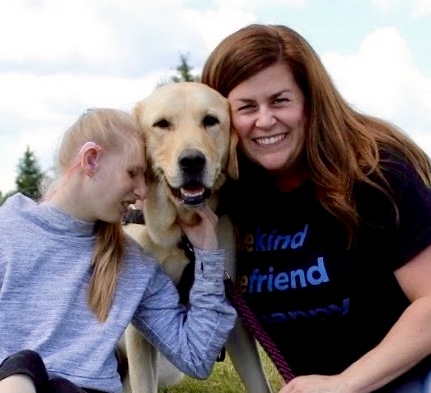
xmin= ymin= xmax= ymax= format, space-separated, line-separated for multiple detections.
xmin=270 ymin=89 xmax=292 ymax=98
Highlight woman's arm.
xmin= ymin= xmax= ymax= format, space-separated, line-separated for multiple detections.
xmin=279 ymin=243 xmax=431 ymax=393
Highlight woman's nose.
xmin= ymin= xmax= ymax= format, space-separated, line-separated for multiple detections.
xmin=255 ymin=105 xmax=276 ymax=129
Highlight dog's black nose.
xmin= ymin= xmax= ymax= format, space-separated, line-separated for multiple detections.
xmin=179 ymin=149 xmax=206 ymax=174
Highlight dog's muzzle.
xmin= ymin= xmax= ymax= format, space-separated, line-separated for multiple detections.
xmin=169 ymin=149 xmax=211 ymax=207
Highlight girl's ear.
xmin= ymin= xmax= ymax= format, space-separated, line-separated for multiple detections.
xmin=80 ymin=143 xmax=102 ymax=176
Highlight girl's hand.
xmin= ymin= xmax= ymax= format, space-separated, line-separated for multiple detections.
xmin=179 ymin=206 xmax=219 ymax=251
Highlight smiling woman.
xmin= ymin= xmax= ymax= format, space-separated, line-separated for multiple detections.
xmin=201 ymin=23 xmax=431 ymax=393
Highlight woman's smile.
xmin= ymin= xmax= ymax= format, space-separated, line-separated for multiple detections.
xmin=253 ymin=133 xmax=287 ymax=147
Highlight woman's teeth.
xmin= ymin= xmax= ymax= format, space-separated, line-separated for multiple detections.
xmin=255 ymin=134 xmax=286 ymax=146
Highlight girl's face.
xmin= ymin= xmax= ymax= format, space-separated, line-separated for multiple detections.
xmin=227 ymin=63 xmax=307 ymax=186
xmin=92 ymin=143 xmax=147 ymax=223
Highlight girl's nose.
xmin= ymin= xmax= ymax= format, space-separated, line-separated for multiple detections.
xmin=134 ymin=177 xmax=147 ymax=200
xmin=255 ymin=105 xmax=276 ymax=129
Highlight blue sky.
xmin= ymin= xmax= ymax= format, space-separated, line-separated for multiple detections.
xmin=0 ymin=0 xmax=430 ymax=194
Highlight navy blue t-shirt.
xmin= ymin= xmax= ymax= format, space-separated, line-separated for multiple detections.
xmin=224 ymin=152 xmax=431 ymax=382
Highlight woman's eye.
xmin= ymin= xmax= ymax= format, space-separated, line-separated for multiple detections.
xmin=128 ymin=170 xmax=136 ymax=178
xmin=238 ymin=104 xmax=254 ymax=111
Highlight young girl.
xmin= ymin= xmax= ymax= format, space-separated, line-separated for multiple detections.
xmin=0 ymin=108 xmax=237 ymax=393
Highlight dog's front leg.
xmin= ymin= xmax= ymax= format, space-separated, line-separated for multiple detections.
xmin=219 ymin=215 xmax=273 ymax=393
xmin=226 ymin=320 xmax=273 ymax=393
xmin=143 ymin=183 xmax=183 ymax=249
xmin=124 ymin=325 xmax=159 ymax=393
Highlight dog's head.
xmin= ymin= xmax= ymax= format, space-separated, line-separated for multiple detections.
xmin=134 ymin=82 xmax=238 ymax=208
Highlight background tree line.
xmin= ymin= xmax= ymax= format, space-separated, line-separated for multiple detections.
xmin=0 ymin=54 xmax=198 ymax=206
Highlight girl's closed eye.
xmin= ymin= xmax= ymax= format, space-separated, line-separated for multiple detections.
xmin=127 ymin=169 xmax=137 ymax=179
xmin=128 ymin=167 xmax=147 ymax=180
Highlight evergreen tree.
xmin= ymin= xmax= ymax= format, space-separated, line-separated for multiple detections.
xmin=157 ymin=53 xmax=200 ymax=87
xmin=170 ymin=53 xmax=200 ymax=82
xmin=15 ymin=146 xmax=44 ymax=200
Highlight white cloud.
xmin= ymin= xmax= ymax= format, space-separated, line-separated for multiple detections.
xmin=371 ymin=0 xmax=403 ymax=12
xmin=183 ymin=6 xmax=256 ymax=54
xmin=0 ymin=1 xmax=112 ymax=65
xmin=412 ymin=0 xmax=431 ymax=17
xmin=0 ymin=0 xmax=217 ymax=76
xmin=218 ymin=0 xmax=307 ymax=8
xmin=371 ymin=0 xmax=431 ymax=16
xmin=323 ymin=27 xmax=431 ymax=154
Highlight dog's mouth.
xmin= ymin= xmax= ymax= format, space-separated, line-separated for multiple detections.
xmin=169 ymin=180 xmax=211 ymax=207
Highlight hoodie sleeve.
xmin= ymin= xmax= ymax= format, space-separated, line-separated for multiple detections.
xmin=132 ymin=248 xmax=237 ymax=379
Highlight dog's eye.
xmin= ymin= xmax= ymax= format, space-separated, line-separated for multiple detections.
xmin=153 ymin=119 xmax=171 ymax=129
xmin=202 ymin=115 xmax=220 ymax=127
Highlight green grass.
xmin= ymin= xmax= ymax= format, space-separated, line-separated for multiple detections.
xmin=159 ymin=346 xmax=284 ymax=393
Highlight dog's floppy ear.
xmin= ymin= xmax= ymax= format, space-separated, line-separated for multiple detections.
xmin=133 ymin=99 xmax=151 ymax=173
xmin=133 ymin=100 xmax=144 ymax=125
xmin=227 ymin=130 xmax=239 ymax=180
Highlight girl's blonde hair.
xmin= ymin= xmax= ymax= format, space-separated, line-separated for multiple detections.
xmin=201 ymin=24 xmax=431 ymax=244
xmin=42 ymin=108 xmax=145 ymax=321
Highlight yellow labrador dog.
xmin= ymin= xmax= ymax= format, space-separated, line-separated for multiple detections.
xmin=119 ymin=82 xmax=272 ymax=393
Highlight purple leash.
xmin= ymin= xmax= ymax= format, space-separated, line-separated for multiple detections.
xmin=224 ymin=274 xmax=295 ymax=383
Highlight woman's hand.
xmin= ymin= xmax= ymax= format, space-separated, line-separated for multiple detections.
xmin=279 ymin=375 xmax=351 ymax=393
xmin=179 ymin=206 xmax=219 ymax=251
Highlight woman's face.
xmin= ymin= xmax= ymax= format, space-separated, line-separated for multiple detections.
xmin=227 ymin=62 xmax=307 ymax=180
